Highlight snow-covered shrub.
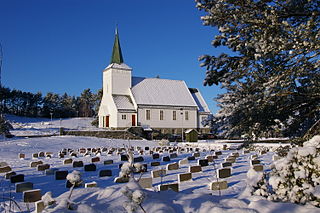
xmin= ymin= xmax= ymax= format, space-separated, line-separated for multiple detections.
xmin=246 ymin=168 xmax=270 ymax=197
xmin=42 ymin=191 xmax=56 ymax=207
xmin=67 ymin=170 xmax=82 ymax=186
xmin=266 ymin=135 xmax=320 ymax=206
xmin=115 ymin=147 xmax=146 ymax=183
xmin=121 ymin=185 xmax=146 ymax=213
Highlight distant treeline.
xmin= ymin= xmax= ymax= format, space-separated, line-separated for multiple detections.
xmin=0 ymin=86 xmax=102 ymax=118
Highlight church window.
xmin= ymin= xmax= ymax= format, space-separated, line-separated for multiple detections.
xmin=185 ymin=111 xmax=189 ymax=120
xmin=122 ymin=114 xmax=127 ymax=120
xmin=173 ymin=111 xmax=176 ymax=120
xmin=146 ymin=110 xmax=151 ymax=120
xmin=160 ymin=110 xmax=164 ymax=120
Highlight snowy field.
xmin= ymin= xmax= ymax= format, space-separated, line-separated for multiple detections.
xmin=6 ymin=115 xmax=99 ymax=137
xmin=1 ymin=115 xmax=319 ymax=212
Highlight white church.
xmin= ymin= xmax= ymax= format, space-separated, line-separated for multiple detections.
xmin=98 ymin=29 xmax=211 ymax=134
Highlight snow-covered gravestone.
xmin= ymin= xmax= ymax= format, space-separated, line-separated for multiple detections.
xmin=0 ymin=166 xmax=12 ymax=173
xmin=166 ymin=162 xmax=179 ymax=170
xmin=158 ymin=183 xmax=179 ymax=192
xmin=23 ymin=189 xmax=42 ymax=202
xmin=178 ymin=173 xmax=192 ymax=182
xmin=16 ymin=182 xmax=33 ymax=193
xmin=189 ymin=165 xmax=202 ymax=173
xmin=138 ymin=177 xmax=153 ymax=189
xmin=152 ymin=169 xmax=166 ymax=178
xmin=252 ymin=165 xmax=263 ymax=172
xmin=179 ymin=158 xmax=189 ymax=166
xmin=85 ymin=181 xmax=98 ymax=188
xmin=209 ymin=181 xmax=228 ymax=190
xmin=218 ymin=168 xmax=231 ymax=178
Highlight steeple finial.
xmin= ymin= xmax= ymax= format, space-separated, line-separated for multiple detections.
xmin=110 ymin=26 xmax=124 ymax=64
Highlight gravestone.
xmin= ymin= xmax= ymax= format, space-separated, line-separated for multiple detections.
xmin=151 ymin=161 xmax=160 ymax=167
xmin=251 ymin=159 xmax=261 ymax=166
xmin=253 ymin=164 xmax=263 ymax=172
xmin=70 ymin=153 xmax=77 ymax=158
xmin=169 ymin=153 xmax=178 ymax=158
xmin=23 ymin=189 xmax=41 ymax=202
xmin=138 ymin=177 xmax=152 ymax=189
xmin=221 ymin=162 xmax=232 ymax=168
xmin=152 ymin=153 xmax=160 ymax=159
xmin=0 ymin=166 xmax=12 ymax=173
xmin=162 ymin=156 xmax=170 ymax=162
xmin=145 ymin=147 xmax=149 ymax=151
xmin=99 ymin=169 xmax=112 ymax=177
xmin=179 ymin=158 xmax=188 ymax=166
xmin=193 ymin=152 xmax=200 ymax=158
xmin=32 ymin=153 xmax=39 ymax=158
xmin=232 ymin=152 xmax=240 ymax=157
xmin=187 ymin=156 xmax=195 ymax=161
xmin=10 ymin=174 xmax=24 ymax=183
xmin=210 ymin=181 xmax=228 ymax=190
xmin=251 ymin=154 xmax=258 ymax=159
xmin=215 ymin=151 xmax=222 ymax=156
xmin=166 ymin=162 xmax=179 ymax=170
xmin=18 ymin=153 xmax=25 ymax=159
xmin=63 ymin=158 xmax=73 ymax=165
xmin=73 ymin=161 xmax=84 ymax=168
xmin=91 ymin=157 xmax=100 ymax=163
xmin=84 ymin=164 xmax=96 ymax=171
xmin=45 ymin=168 xmax=59 ymax=175
xmin=134 ymin=156 xmax=144 ymax=162
xmin=85 ymin=181 xmax=97 ymax=188
xmin=38 ymin=152 xmax=45 ymax=157
xmin=198 ymin=159 xmax=209 ymax=167
xmin=189 ymin=165 xmax=202 ymax=173
xmin=206 ymin=156 xmax=214 ymax=162
xmin=46 ymin=154 xmax=52 ymax=158
xmin=225 ymin=157 xmax=236 ymax=163
xmin=59 ymin=153 xmax=65 ymax=158
xmin=218 ymin=168 xmax=231 ymax=178
xmin=30 ymin=161 xmax=43 ymax=168
xmin=55 ymin=170 xmax=68 ymax=180
xmin=16 ymin=182 xmax=33 ymax=193
xmin=37 ymin=164 xmax=50 ymax=171
xmin=178 ymin=173 xmax=192 ymax=182
xmin=152 ymin=169 xmax=166 ymax=178
xmin=35 ymin=200 xmax=45 ymax=213
xmin=158 ymin=183 xmax=179 ymax=192
xmin=121 ymin=155 xmax=129 ymax=161
xmin=46 ymin=152 xmax=53 ymax=155
xmin=104 ymin=160 xmax=113 ymax=165
xmin=5 ymin=171 xmax=16 ymax=179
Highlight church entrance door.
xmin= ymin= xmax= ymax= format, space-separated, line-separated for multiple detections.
xmin=132 ymin=115 xmax=136 ymax=126
xmin=105 ymin=116 xmax=109 ymax=127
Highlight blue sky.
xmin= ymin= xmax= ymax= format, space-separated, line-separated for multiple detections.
xmin=0 ymin=0 xmax=229 ymax=114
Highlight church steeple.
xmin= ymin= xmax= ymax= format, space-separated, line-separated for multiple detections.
xmin=110 ymin=27 xmax=124 ymax=64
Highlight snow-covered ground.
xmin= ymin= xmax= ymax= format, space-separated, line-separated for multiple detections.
xmin=1 ymin=115 xmax=319 ymax=212
xmin=6 ymin=115 xmax=99 ymax=136
xmin=0 ymin=136 xmax=319 ymax=213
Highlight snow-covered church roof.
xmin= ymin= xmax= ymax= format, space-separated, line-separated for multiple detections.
xmin=189 ymin=88 xmax=211 ymax=113
xmin=131 ymin=77 xmax=198 ymax=107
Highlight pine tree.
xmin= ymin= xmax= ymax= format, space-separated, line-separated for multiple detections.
xmin=196 ymin=0 xmax=320 ymax=138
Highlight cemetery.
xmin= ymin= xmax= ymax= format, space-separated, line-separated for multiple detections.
xmin=1 ymin=135 xmax=319 ymax=212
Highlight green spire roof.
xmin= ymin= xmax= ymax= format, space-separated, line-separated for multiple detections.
xmin=110 ymin=27 xmax=124 ymax=64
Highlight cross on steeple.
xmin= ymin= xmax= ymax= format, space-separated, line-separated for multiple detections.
xmin=110 ymin=26 xmax=124 ymax=64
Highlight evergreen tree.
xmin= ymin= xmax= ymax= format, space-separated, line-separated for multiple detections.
xmin=196 ymin=0 xmax=320 ymax=138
